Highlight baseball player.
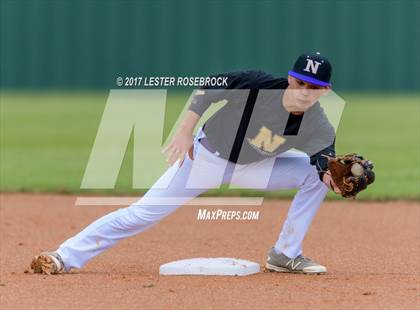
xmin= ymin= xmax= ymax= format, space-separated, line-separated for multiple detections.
xmin=30 ymin=52 xmax=374 ymax=275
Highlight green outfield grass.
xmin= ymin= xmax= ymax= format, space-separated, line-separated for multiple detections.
xmin=1 ymin=91 xmax=419 ymax=200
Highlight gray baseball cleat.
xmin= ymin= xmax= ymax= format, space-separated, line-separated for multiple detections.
xmin=30 ymin=251 xmax=65 ymax=275
xmin=265 ymin=248 xmax=327 ymax=274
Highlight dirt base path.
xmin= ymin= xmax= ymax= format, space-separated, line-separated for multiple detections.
xmin=0 ymin=194 xmax=419 ymax=309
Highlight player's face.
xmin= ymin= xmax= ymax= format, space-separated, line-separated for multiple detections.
xmin=287 ymin=76 xmax=331 ymax=110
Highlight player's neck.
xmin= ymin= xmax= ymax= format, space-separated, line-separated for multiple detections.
xmin=282 ymin=89 xmax=304 ymax=115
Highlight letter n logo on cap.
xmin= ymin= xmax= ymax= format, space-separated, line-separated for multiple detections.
xmin=303 ymin=59 xmax=321 ymax=74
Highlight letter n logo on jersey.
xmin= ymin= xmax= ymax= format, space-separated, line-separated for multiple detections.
xmin=249 ymin=126 xmax=285 ymax=153
xmin=303 ymin=59 xmax=321 ymax=74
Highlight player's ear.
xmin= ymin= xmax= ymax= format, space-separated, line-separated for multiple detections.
xmin=287 ymin=75 xmax=294 ymax=84
xmin=321 ymin=86 xmax=331 ymax=96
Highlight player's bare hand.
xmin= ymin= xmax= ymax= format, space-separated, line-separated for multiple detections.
xmin=322 ymin=171 xmax=342 ymax=194
xmin=162 ymin=129 xmax=194 ymax=167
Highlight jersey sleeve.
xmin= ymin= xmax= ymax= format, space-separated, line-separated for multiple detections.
xmin=309 ymin=141 xmax=336 ymax=180
xmin=188 ymin=88 xmax=228 ymax=116
xmin=188 ymin=71 xmax=253 ymax=116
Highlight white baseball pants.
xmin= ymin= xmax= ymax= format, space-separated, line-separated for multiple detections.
xmin=57 ymin=129 xmax=328 ymax=270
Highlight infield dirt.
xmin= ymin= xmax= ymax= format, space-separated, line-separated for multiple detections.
xmin=0 ymin=194 xmax=418 ymax=309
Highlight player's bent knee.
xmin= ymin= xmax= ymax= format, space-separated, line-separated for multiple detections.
xmin=287 ymin=157 xmax=320 ymax=189
xmin=301 ymin=167 xmax=322 ymax=189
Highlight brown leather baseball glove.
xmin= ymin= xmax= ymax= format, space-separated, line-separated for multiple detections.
xmin=325 ymin=154 xmax=375 ymax=198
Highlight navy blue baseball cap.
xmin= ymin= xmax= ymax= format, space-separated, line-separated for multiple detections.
xmin=288 ymin=52 xmax=332 ymax=87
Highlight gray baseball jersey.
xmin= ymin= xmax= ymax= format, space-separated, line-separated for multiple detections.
xmin=189 ymin=70 xmax=336 ymax=178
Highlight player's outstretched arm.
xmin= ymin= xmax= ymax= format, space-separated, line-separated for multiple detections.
xmin=162 ymin=110 xmax=200 ymax=167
